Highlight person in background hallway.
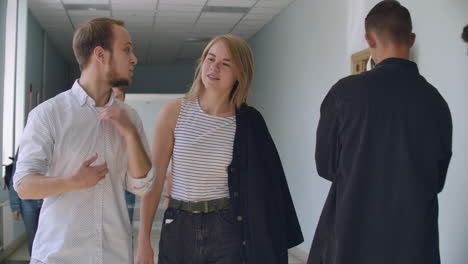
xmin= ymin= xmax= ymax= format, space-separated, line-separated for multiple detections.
xmin=308 ymin=1 xmax=452 ymax=264
xmin=462 ymin=24 xmax=468 ymax=53
xmin=7 ymin=151 xmax=43 ymax=255
xmin=13 ymin=17 xmax=154 ymax=264
xmin=112 ymin=86 xmax=137 ymax=224
xmin=136 ymin=34 xmax=303 ymax=264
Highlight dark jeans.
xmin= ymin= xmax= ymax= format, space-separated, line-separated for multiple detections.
xmin=21 ymin=199 xmax=42 ymax=254
xmin=158 ymin=207 xmax=243 ymax=264
xmin=125 ymin=190 xmax=135 ymax=224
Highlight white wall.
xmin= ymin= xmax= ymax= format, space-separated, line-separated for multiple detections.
xmin=399 ymin=1 xmax=468 ymax=263
xmin=14 ymin=0 xmax=28 ymax=151
xmin=2 ymin=0 xmax=19 ymax=167
xmin=248 ymin=0 xmax=349 ymax=253
xmin=249 ymin=0 xmax=468 ymax=261
xmin=0 ymin=0 xmax=6 ymax=175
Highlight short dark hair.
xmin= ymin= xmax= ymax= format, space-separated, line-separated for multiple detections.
xmin=73 ymin=17 xmax=125 ymax=70
xmin=462 ymin=25 xmax=468 ymax=43
xmin=365 ymin=0 xmax=413 ymax=45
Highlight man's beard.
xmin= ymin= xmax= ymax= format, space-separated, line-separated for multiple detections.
xmin=107 ymin=57 xmax=131 ymax=87
xmin=109 ymin=75 xmax=130 ymax=87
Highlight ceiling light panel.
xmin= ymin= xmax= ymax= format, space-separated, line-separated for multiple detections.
xmin=255 ymin=0 xmax=293 ymax=8
xmin=112 ymin=3 xmax=157 ymax=11
xmin=111 ymin=0 xmax=157 ymax=4
xmin=112 ymin=10 xmax=156 ymax=17
xmin=157 ymin=4 xmax=204 ymax=12
xmin=68 ymin=10 xmax=111 ymax=16
xmin=159 ymin=0 xmax=206 ymax=4
xmin=197 ymin=12 xmax=244 ymax=24
xmin=206 ymin=0 xmax=256 ymax=8
xmin=63 ymin=0 xmax=108 ymax=4
xmin=156 ymin=16 xmax=198 ymax=24
xmin=31 ymin=0 xmax=61 ymax=3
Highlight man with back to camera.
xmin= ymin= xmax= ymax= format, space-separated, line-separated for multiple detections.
xmin=308 ymin=1 xmax=452 ymax=264
xmin=13 ymin=17 xmax=154 ymax=264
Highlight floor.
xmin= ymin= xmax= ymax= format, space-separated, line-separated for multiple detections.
xmin=2 ymin=206 xmax=306 ymax=264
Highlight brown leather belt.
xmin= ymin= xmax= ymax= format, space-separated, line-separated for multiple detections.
xmin=168 ymin=197 xmax=230 ymax=213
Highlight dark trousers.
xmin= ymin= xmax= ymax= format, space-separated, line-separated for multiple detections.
xmin=158 ymin=207 xmax=243 ymax=264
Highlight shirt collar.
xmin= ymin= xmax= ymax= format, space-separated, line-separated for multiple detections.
xmin=71 ymin=79 xmax=116 ymax=107
xmin=376 ymin=58 xmax=419 ymax=71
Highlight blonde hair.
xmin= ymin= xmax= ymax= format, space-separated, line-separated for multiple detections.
xmin=185 ymin=34 xmax=254 ymax=109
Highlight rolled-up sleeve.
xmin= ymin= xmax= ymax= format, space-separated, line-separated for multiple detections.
xmin=125 ymin=109 xmax=155 ymax=196
xmin=13 ymin=108 xmax=54 ymax=191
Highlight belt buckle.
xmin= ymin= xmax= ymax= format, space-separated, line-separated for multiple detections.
xmin=193 ymin=201 xmax=209 ymax=213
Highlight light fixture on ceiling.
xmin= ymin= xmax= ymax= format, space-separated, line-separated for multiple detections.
xmin=202 ymin=6 xmax=251 ymax=14
xmin=185 ymin=37 xmax=211 ymax=43
xmin=64 ymin=4 xmax=110 ymax=11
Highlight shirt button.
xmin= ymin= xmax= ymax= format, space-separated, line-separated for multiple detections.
xmin=242 ymin=240 xmax=247 ymax=246
xmin=230 ymin=167 xmax=236 ymax=174
xmin=237 ymin=215 xmax=243 ymax=222
xmin=233 ymin=192 xmax=239 ymax=197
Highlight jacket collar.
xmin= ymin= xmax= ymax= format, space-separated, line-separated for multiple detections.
xmin=376 ymin=58 xmax=419 ymax=72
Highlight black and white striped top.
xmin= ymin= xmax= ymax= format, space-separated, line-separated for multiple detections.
xmin=171 ymin=98 xmax=236 ymax=201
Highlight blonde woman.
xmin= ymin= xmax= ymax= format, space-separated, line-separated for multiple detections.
xmin=136 ymin=34 xmax=303 ymax=264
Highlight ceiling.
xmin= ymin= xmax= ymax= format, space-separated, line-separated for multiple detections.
xmin=28 ymin=0 xmax=295 ymax=65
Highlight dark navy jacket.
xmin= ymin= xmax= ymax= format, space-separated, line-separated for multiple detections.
xmin=228 ymin=105 xmax=304 ymax=264
xmin=309 ymin=58 xmax=452 ymax=264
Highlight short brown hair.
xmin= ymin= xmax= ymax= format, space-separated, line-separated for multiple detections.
xmin=365 ymin=0 xmax=413 ymax=45
xmin=462 ymin=25 xmax=468 ymax=43
xmin=185 ymin=34 xmax=254 ymax=109
xmin=73 ymin=17 xmax=124 ymax=70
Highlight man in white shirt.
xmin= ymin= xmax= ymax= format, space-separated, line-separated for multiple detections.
xmin=13 ymin=17 xmax=154 ymax=264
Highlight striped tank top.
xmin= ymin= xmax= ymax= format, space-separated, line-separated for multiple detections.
xmin=171 ymin=98 xmax=236 ymax=201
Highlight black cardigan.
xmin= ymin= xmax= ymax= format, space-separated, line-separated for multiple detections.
xmin=228 ymin=104 xmax=304 ymax=264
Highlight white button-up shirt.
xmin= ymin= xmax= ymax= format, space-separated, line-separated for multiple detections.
xmin=14 ymin=80 xmax=154 ymax=264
